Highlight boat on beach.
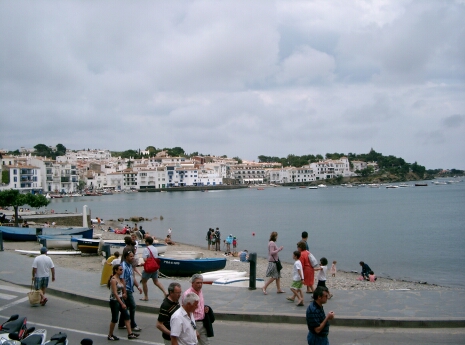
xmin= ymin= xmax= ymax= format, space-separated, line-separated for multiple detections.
xmin=212 ymin=277 xmax=265 ymax=288
xmin=70 ymin=238 xmax=167 ymax=255
xmin=38 ymin=234 xmax=83 ymax=249
xmin=201 ymin=270 xmax=247 ymax=284
xmin=0 ymin=226 xmax=93 ymax=241
xmin=158 ymin=257 xmax=227 ymax=277
xmin=162 ymin=251 xmax=203 ymax=259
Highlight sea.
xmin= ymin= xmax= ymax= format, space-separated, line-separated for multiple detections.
xmin=48 ymin=181 xmax=465 ymax=288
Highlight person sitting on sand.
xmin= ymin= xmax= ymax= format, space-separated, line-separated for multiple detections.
xmin=164 ymin=235 xmax=175 ymax=245
xmin=369 ymin=271 xmax=377 ymax=282
xmin=239 ymin=250 xmax=249 ymax=262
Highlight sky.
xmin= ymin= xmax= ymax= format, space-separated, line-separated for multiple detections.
xmin=1 ymin=1 xmax=464 ymax=170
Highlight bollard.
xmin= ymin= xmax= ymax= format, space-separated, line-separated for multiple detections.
xmin=248 ymin=252 xmax=257 ymax=290
xmin=0 ymin=231 xmax=3 ymax=251
xmin=101 ymin=244 xmax=111 ymax=259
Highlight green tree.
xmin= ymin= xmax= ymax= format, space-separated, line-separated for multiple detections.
xmin=77 ymin=180 xmax=86 ymax=191
xmin=0 ymin=190 xmax=50 ymax=227
xmin=232 ymin=156 xmax=243 ymax=164
xmin=56 ymin=143 xmax=67 ymax=156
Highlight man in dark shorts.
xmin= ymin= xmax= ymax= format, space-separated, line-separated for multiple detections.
xmin=156 ymin=282 xmax=182 ymax=345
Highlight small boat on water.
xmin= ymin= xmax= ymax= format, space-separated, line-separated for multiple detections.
xmin=308 ymin=186 xmax=318 ymax=189
xmin=0 ymin=226 xmax=93 ymax=241
xmin=317 ymin=184 xmax=327 ymax=188
xmin=415 ymin=183 xmax=428 ymax=187
xmin=158 ymin=257 xmax=227 ymax=277
xmin=38 ymin=234 xmax=83 ymax=249
xmin=386 ymin=185 xmax=399 ymax=189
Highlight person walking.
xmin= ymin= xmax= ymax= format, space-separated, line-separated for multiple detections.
xmin=170 ymin=292 xmax=200 ymax=345
xmin=140 ymin=237 xmax=167 ymax=301
xmin=262 ymin=231 xmax=285 ymax=295
xmin=107 ymin=265 xmax=139 ymax=340
xmin=306 ymin=286 xmax=335 ymax=345
xmin=32 ymin=247 xmax=55 ymax=306
xmin=214 ymin=228 xmax=221 ymax=251
xmin=156 ymin=282 xmax=182 ymax=345
xmin=297 ymin=241 xmax=315 ymax=294
xmin=182 ymin=274 xmax=211 ymax=345
xmin=118 ymin=250 xmax=143 ymax=332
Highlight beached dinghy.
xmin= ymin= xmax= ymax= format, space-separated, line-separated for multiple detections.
xmin=212 ymin=277 xmax=265 ymax=288
xmin=158 ymin=257 xmax=227 ymax=277
xmin=15 ymin=249 xmax=81 ymax=255
xmin=38 ymin=234 xmax=83 ymax=249
xmin=71 ymin=238 xmax=167 ymax=255
xmin=201 ymin=270 xmax=247 ymax=284
xmin=0 ymin=226 xmax=93 ymax=241
xmin=161 ymin=251 xmax=204 ymax=259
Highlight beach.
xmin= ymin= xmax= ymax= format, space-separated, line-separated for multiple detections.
xmin=3 ymin=226 xmax=453 ymax=292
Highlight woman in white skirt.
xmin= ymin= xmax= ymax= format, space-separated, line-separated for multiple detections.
xmin=262 ymin=231 xmax=285 ymax=294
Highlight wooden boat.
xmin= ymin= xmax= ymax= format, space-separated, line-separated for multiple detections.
xmin=103 ymin=241 xmax=167 ymax=255
xmin=201 ymin=270 xmax=247 ymax=284
xmin=0 ymin=226 xmax=93 ymax=241
xmin=158 ymin=257 xmax=227 ymax=277
xmin=415 ymin=183 xmax=428 ymax=187
xmin=38 ymin=234 xmax=83 ymax=249
xmin=212 ymin=277 xmax=265 ymax=288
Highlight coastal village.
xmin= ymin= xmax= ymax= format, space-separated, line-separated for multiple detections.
xmin=0 ymin=148 xmax=375 ymax=194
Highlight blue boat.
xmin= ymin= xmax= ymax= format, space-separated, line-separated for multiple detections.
xmin=158 ymin=257 xmax=227 ymax=277
xmin=0 ymin=226 xmax=93 ymax=241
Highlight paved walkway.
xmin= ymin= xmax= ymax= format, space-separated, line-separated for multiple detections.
xmin=1 ymin=251 xmax=464 ymax=328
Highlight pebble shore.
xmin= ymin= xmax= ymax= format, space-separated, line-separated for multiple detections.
xmin=4 ymin=226 xmax=457 ymax=292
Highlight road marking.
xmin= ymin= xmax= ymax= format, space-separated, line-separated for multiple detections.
xmin=0 ymin=292 xmax=17 ymax=300
xmin=0 ymin=284 xmax=29 ymax=294
xmin=0 ymin=296 xmax=29 ymax=312
xmin=24 ymin=320 xmax=164 ymax=345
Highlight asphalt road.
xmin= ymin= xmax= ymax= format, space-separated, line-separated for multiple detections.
xmin=1 ymin=281 xmax=465 ymax=345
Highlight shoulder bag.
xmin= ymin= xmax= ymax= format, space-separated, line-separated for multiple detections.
xmin=143 ymin=247 xmax=160 ymax=273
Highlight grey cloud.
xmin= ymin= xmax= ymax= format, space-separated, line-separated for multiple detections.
xmin=443 ymin=114 xmax=464 ymax=128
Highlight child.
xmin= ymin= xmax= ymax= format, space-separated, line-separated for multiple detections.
xmin=315 ymin=257 xmax=333 ymax=299
xmin=287 ymin=251 xmax=305 ymax=306
xmin=232 ymin=236 xmax=237 ymax=252
xmin=330 ymin=260 xmax=337 ymax=277
xmin=110 ymin=251 xmax=121 ymax=267
xmin=369 ymin=270 xmax=377 ymax=282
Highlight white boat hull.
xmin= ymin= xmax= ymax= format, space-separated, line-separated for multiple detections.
xmin=212 ymin=277 xmax=265 ymax=288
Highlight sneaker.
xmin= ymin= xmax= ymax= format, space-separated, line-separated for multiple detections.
xmin=107 ymin=335 xmax=120 ymax=341
xmin=117 ymin=326 xmax=126 ymax=329
xmin=132 ymin=327 xmax=142 ymax=332
xmin=128 ymin=333 xmax=140 ymax=339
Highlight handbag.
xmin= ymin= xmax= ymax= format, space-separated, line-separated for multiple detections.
xmin=27 ymin=283 xmax=41 ymax=305
xmin=275 ymin=259 xmax=283 ymax=271
xmin=143 ymin=247 xmax=160 ymax=273
xmin=309 ymin=252 xmax=319 ymax=268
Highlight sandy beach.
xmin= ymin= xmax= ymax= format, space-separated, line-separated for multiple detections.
xmin=2 ymin=224 xmax=455 ymax=292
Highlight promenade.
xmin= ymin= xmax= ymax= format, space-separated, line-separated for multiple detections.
xmin=1 ymin=251 xmax=464 ymax=328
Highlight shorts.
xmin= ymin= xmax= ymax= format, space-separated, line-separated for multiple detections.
xmin=34 ymin=277 xmax=49 ymax=290
xmin=142 ymin=270 xmax=159 ymax=280
xmin=317 ymin=280 xmax=326 ymax=287
xmin=291 ymin=280 xmax=303 ymax=289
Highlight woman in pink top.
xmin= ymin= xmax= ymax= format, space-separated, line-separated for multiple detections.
xmin=262 ymin=231 xmax=285 ymax=295
xmin=297 ymin=241 xmax=314 ymax=293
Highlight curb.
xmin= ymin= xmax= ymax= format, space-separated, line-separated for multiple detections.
xmin=13 ymin=282 xmax=464 ymax=329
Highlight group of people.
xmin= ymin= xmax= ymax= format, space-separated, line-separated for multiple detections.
xmin=261 ymin=231 xmax=336 ymax=344
xmin=206 ymin=228 xmax=238 ymax=255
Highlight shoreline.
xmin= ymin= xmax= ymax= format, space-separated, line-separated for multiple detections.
xmin=3 ymin=227 xmax=460 ymax=291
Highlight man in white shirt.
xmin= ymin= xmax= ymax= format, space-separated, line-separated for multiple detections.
xmin=32 ymin=247 xmax=55 ymax=306
xmin=170 ymin=292 xmax=199 ymax=345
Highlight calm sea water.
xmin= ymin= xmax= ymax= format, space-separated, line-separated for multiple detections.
xmin=50 ymin=182 xmax=465 ymax=288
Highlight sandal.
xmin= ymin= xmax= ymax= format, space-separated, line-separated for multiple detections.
xmin=40 ymin=298 xmax=48 ymax=306
xmin=286 ymin=297 xmax=294 ymax=302
xmin=107 ymin=335 xmax=119 ymax=341
xmin=297 ymin=302 xmax=304 ymax=306
xmin=128 ymin=333 xmax=139 ymax=339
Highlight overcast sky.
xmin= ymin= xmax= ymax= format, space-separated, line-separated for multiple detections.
xmin=1 ymin=1 xmax=464 ymax=169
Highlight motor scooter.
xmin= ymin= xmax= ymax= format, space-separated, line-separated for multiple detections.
xmin=0 ymin=315 xmax=35 ymax=344
xmin=4 ymin=329 xmax=47 ymax=345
